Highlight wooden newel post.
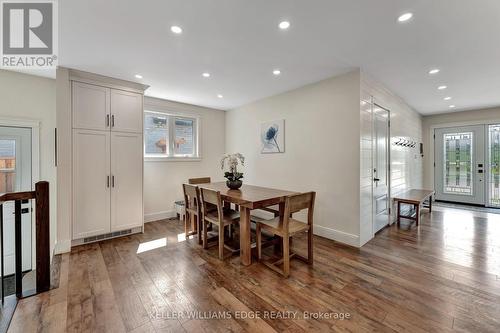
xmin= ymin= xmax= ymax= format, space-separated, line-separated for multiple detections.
xmin=35 ymin=181 xmax=50 ymax=293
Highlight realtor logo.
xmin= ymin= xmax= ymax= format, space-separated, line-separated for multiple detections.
xmin=1 ymin=0 xmax=57 ymax=68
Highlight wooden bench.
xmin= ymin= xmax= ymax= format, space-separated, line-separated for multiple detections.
xmin=393 ymin=189 xmax=434 ymax=226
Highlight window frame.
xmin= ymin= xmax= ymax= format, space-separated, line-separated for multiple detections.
xmin=144 ymin=110 xmax=201 ymax=161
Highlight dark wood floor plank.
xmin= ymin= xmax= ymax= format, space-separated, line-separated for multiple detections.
xmin=8 ymin=207 xmax=500 ymax=332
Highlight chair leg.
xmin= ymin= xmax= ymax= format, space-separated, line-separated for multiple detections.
xmin=184 ymin=212 xmax=189 ymax=237
xmin=256 ymin=224 xmax=262 ymax=260
xmin=307 ymin=229 xmax=313 ymax=265
xmin=283 ymin=236 xmax=290 ymax=278
xmin=198 ymin=215 xmax=202 ymax=245
xmin=203 ymin=221 xmax=208 ymax=249
xmin=219 ymin=224 xmax=225 ymax=260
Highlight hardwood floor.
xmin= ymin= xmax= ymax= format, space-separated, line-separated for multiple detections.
xmin=8 ymin=207 xmax=500 ymax=332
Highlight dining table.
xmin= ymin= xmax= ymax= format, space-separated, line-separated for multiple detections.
xmin=198 ymin=182 xmax=298 ymax=266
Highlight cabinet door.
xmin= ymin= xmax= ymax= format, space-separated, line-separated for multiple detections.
xmin=111 ymin=132 xmax=143 ymax=231
xmin=72 ymin=82 xmax=111 ymax=131
xmin=110 ymin=89 xmax=143 ymax=133
xmin=72 ymin=129 xmax=111 ymax=239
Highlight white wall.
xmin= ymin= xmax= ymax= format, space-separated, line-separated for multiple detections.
xmin=226 ymin=70 xmax=361 ymax=246
xmin=144 ymin=97 xmax=226 ymax=221
xmin=0 ymin=70 xmax=57 ymax=257
xmin=360 ymin=73 xmax=423 ymax=245
xmin=422 ymin=106 xmax=500 ymax=190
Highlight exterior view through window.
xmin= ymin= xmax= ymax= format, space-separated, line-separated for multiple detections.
xmin=144 ymin=111 xmax=198 ymax=159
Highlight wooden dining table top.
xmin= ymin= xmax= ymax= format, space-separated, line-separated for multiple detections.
xmin=199 ymin=182 xmax=298 ymax=209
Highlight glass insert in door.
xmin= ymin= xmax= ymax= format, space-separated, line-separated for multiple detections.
xmin=443 ymin=132 xmax=473 ymax=195
xmin=0 ymin=139 xmax=16 ymax=193
xmin=489 ymin=125 xmax=500 ymax=206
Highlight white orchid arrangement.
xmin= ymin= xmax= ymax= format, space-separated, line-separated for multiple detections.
xmin=220 ymin=153 xmax=245 ymax=181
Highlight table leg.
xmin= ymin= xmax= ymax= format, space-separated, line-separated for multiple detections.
xmin=239 ymin=207 xmax=251 ymax=266
xmin=274 ymin=202 xmax=285 ymax=254
xmin=429 ymin=195 xmax=432 ymax=213
xmin=416 ymin=204 xmax=420 ymax=226
xmin=397 ymin=201 xmax=400 ymax=226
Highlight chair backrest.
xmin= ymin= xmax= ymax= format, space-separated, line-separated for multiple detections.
xmin=183 ymin=184 xmax=201 ymax=214
xmin=200 ymin=187 xmax=223 ymax=222
xmin=188 ymin=177 xmax=211 ymax=185
xmin=283 ymin=192 xmax=316 ymax=232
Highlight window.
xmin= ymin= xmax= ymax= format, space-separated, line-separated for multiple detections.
xmin=144 ymin=111 xmax=199 ymax=159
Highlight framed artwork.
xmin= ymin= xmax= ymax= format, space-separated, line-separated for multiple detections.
xmin=261 ymin=119 xmax=285 ymax=153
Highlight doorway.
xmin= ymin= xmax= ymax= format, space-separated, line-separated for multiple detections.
xmin=373 ymin=105 xmax=390 ymax=233
xmin=0 ymin=126 xmax=33 ymax=280
xmin=434 ymin=124 xmax=500 ymax=207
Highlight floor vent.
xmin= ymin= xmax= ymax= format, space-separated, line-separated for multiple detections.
xmin=83 ymin=229 xmax=132 ymax=243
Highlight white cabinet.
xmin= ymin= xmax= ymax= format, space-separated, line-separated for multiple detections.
xmin=111 ymin=89 xmax=143 ymax=133
xmin=111 ymin=132 xmax=143 ymax=231
xmin=70 ymin=75 xmax=146 ymax=243
xmin=72 ymin=129 xmax=111 ymax=239
xmin=72 ymin=82 xmax=110 ymax=131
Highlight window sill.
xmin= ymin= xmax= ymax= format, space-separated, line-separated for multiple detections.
xmin=144 ymin=156 xmax=202 ymax=162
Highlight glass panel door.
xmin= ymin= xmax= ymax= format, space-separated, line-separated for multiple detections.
xmin=435 ymin=125 xmax=485 ymax=205
xmin=488 ymin=125 xmax=500 ymax=207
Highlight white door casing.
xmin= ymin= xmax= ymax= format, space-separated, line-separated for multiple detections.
xmin=0 ymin=126 xmax=32 ymax=275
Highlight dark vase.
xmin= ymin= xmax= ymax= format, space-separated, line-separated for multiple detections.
xmin=226 ymin=179 xmax=242 ymax=190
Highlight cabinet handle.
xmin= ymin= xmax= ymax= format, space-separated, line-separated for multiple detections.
xmin=107 ymin=176 xmax=110 ymax=188
xmin=111 ymin=115 xmax=115 ymax=127
xmin=106 ymin=114 xmax=110 ymax=127
xmin=112 ymin=175 xmax=115 ymax=188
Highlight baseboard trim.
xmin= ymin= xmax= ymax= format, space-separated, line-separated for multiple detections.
xmin=314 ymin=225 xmax=360 ymax=247
xmin=54 ymin=240 xmax=71 ymax=254
xmin=144 ymin=210 xmax=177 ymax=223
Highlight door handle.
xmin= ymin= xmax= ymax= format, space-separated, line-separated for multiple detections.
xmin=106 ymin=114 xmax=110 ymax=127
xmin=374 ymin=178 xmax=380 ymax=182
xmin=107 ymin=175 xmax=110 ymax=188
xmin=112 ymin=175 xmax=115 ymax=188
xmin=111 ymin=115 xmax=115 ymax=127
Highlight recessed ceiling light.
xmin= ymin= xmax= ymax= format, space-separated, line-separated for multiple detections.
xmin=398 ymin=13 xmax=413 ymax=23
xmin=438 ymin=85 xmax=447 ymax=90
xmin=134 ymin=74 xmax=143 ymax=79
xmin=279 ymin=21 xmax=290 ymax=30
xmin=217 ymin=94 xmax=223 ymax=98
xmin=429 ymin=69 xmax=440 ymax=75
xmin=273 ymin=69 xmax=281 ymax=75
xmin=202 ymin=72 xmax=211 ymax=78
xmin=170 ymin=26 xmax=182 ymax=34
xmin=444 ymin=96 xmax=452 ymax=101
xmin=449 ymin=105 xmax=456 ymax=108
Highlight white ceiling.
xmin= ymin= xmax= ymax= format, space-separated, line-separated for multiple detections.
xmin=57 ymin=0 xmax=500 ymax=114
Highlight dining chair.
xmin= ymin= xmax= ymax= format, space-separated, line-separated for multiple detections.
xmin=188 ymin=177 xmax=211 ymax=185
xmin=255 ymin=192 xmax=316 ymax=277
xmin=182 ymin=184 xmax=203 ymax=245
xmin=200 ymin=188 xmax=240 ymax=259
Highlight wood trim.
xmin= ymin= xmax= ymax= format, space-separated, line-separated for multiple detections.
xmin=35 ymin=181 xmax=50 ymax=293
xmin=0 ymin=191 xmax=35 ymax=203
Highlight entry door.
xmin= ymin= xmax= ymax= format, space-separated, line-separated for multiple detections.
xmin=487 ymin=124 xmax=500 ymax=207
xmin=435 ymin=125 xmax=485 ymax=205
xmin=0 ymin=126 xmax=32 ymax=275
xmin=373 ymin=107 xmax=390 ymax=233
